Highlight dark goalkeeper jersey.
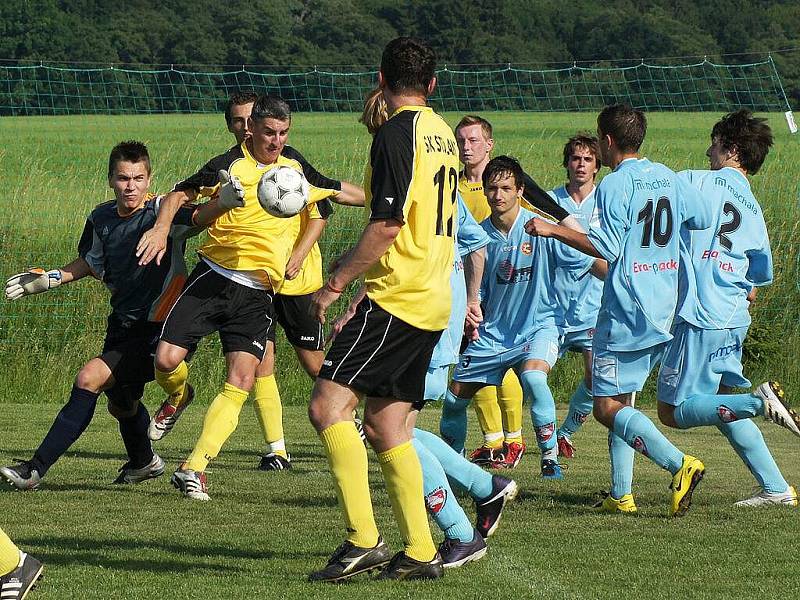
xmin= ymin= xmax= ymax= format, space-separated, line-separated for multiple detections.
xmin=78 ymin=195 xmax=200 ymax=324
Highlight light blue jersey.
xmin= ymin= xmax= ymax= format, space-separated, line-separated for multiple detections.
xmin=676 ymin=167 xmax=772 ymax=330
xmin=466 ymin=206 xmax=569 ymax=356
xmin=549 ymin=185 xmax=602 ymax=333
xmin=587 ymin=158 xmax=715 ymax=352
xmin=429 ymin=195 xmax=491 ymax=367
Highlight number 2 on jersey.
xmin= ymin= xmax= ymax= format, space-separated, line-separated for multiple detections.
xmin=433 ymin=165 xmax=458 ymax=237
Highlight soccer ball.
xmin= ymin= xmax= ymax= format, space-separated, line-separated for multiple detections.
xmin=257 ymin=166 xmax=309 ymax=218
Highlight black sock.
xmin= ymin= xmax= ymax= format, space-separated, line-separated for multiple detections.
xmin=32 ymin=385 xmax=99 ymax=476
xmin=118 ymin=402 xmax=154 ymax=469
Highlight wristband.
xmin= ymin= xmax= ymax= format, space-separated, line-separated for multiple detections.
xmin=326 ymin=279 xmax=344 ymax=294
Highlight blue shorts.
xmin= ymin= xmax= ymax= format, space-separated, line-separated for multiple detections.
xmin=592 ymin=343 xmax=665 ymax=397
xmin=453 ymin=328 xmax=559 ymax=386
xmin=424 ymin=363 xmax=450 ymax=402
xmin=657 ymin=322 xmax=750 ymax=406
xmin=559 ymin=327 xmax=594 ymax=357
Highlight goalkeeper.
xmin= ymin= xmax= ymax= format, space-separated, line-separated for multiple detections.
xmin=0 ymin=140 xmax=240 ymax=490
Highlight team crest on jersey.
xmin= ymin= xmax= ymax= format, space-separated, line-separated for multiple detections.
xmin=521 ymin=241 xmax=532 ymax=255
xmin=535 ymin=422 xmax=555 ymax=443
xmin=717 ymin=405 xmax=738 ymax=423
xmin=632 ymin=436 xmax=649 ymax=456
xmin=460 ymin=356 xmax=472 ymax=369
xmin=425 ymin=487 xmax=447 ymax=514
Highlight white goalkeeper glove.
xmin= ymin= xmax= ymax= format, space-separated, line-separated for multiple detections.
xmin=217 ymin=169 xmax=245 ymax=210
xmin=5 ymin=268 xmax=63 ymax=300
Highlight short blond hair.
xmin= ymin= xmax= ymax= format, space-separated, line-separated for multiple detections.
xmin=359 ymin=88 xmax=388 ymax=135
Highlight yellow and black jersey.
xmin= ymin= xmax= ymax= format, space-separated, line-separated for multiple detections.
xmin=457 ymin=171 xmax=570 ymax=224
xmin=363 ymin=105 xmax=459 ymax=332
xmin=174 ymin=143 xmax=339 ymax=290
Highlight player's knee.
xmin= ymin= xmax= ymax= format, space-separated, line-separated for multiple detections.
xmin=592 ymin=398 xmax=614 ymax=426
xmin=226 ymin=372 xmax=254 ymax=392
xmin=154 ymin=346 xmax=182 ymax=373
xmin=74 ymin=362 xmax=109 ymax=394
xmin=308 ymin=392 xmax=330 ymax=432
xmin=657 ymin=402 xmax=680 ymax=428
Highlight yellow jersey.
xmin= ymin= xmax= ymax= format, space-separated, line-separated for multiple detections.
xmin=175 ymin=142 xmax=338 ymax=290
xmin=363 ymin=105 xmax=458 ymax=331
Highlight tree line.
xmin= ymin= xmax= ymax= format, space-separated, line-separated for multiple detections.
xmin=1 ymin=0 xmax=798 ymax=107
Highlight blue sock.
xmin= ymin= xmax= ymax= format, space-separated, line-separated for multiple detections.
xmin=717 ymin=420 xmax=789 ymax=494
xmin=609 ymin=431 xmax=635 ymax=498
xmin=558 ymin=380 xmax=593 ymax=438
xmin=32 ymin=385 xmax=99 ymax=476
xmin=412 ymin=437 xmax=474 ymax=542
xmin=440 ymin=390 xmax=471 ymax=454
xmin=117 ymin=403 xmax=154 ymax=469
xmin=674 ymin=392 xmax=763 ymax=428
xmin=613 ymin=406 xmax=684 ymax=475
xmin=414 ymin=428 xmax=493 ymax=500
xmin=520 ymin=370 xmax=557 ymax=458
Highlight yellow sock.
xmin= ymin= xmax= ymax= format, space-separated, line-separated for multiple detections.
xmin=474 ymin=386 xmax=504 ymax=448
xmin=0 ymin=527 xmax=20 ymax=576
xmin=252 ymin=375 xmax=286 ymax=458
xmin=155 ymin=361 xmax=189 ymax=407
xmin=378 ymin=441 xmax=437 ymax=563
xmin=185 ymin=383 xmax=248 ymax=472
xmin=320 ymin=422 xmax=379 ymax=548
xmin=498 ymin=370 xmax=524 ymax=443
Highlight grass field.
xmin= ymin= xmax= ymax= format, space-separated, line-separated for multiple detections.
xmin=0 ymin=111 xmax=799 ymax=596
xmin=1 ymin=404 xmax=800 ymax=599
xmin=0 ymin=111 xmax=798 ymax=407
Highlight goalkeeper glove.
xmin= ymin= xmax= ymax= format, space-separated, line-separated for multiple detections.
xmin=217 ymin=169 xmax=245 ymax=210
xmin=5 ymin=268 xmax=62 ymax=300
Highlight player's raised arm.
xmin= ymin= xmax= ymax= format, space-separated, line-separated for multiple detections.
xmin=136 ymin=189 xmax=193 ymax=265
xmin=525 ymin=217 xmax=602 ymax=258
xmin=334 ymin=181 xmax=366 ymax=207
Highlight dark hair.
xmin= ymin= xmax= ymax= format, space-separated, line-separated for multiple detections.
xmin=562 ymin=132 xmax=600 ymax=174
xmin=482 ymin=155 xmax=524 ymax=189
xmin=711 ymin=109 xmax=773 ymax=174
xmin=597 ymin=104 xmax=647 ymax=153
xmin=108 ymin=140 xmax=150 ymax=178
xmin=225 ymin=91 xmax=258 ymax=125
xmin=250 ymin=95 xmax=292 ymax=123
xmin=455 ymin=115 xmax=493 ymax=139
xmin=380 ymin=37 xmax=436 ymax=95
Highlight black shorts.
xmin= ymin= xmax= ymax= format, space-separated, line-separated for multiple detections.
xmin=99 ymin=317 xmax=160 ymax=412
xmin=318 ymin=297 xmax=442 ymax=402
xmin=160 ymin=262 xmax=274 ymax=360
xmin=99 ymin=317 xmax=162 ymax=386
xmin=267 ymin=292 xmax=325 ymax=351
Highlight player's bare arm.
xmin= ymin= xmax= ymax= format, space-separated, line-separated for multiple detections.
xmin=285 ymin=217 xmax=326 ymax=280
xmin=330 ymin=181 xmax=366 ymax=207
xmin=525 ymin=218 xmax=602 ymax=258
xmin=328 ymin=284 xmax=367 ymax=344
xmin=311 ymin=218 xmax=401 ymax=323
xmin=462 ymin=247 xmax=485 ymax=339
xmin=136 ymin=188 xmax=196 ymax=265
xmin=590 ymin=258 xmax=608 ymax=280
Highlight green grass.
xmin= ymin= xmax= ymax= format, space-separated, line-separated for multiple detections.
xmin=2 ymin=404 xmax=800 ymax=598
xmin=0 ymin=111 xmax=799 ymax=407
